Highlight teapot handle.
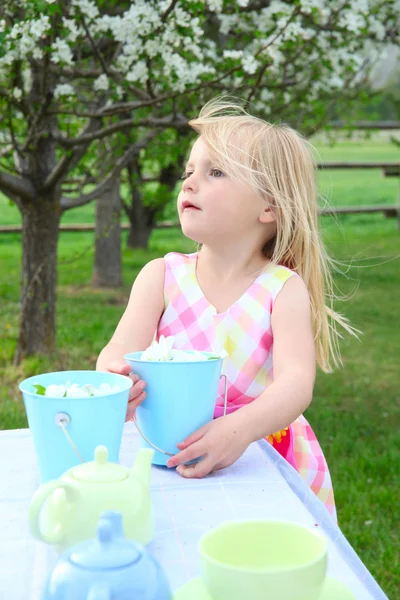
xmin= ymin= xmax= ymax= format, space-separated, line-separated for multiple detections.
xmin=29 ymin=480 xmax=79 ymax=545
xmin=87 ymin=584 xmax=111 ymax=600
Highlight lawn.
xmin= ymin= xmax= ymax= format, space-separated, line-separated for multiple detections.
xmin=0 ymin=136 xmax=399 ymax=598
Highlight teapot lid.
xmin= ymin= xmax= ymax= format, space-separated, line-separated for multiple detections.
xmin=71 ymin=446 xmax=127 ymax=483
xmin=69 ymin=512 xmax=141 ymax=569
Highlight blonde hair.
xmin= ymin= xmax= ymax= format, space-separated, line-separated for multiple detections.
xmin=189 ymin=97 xmax=357 ymax=372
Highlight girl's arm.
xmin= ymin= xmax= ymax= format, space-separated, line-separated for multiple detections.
xmin=96 ymin=258 xmax=165 ymax=370
xmin=240 ymin=274 xmax=316 ymax=441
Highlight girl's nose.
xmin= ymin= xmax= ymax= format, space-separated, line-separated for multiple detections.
xmin=182 ymin=173 xmax=198 ymax=193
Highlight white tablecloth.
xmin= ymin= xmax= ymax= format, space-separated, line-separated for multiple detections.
xmin=0 ymin=423 xmax=388 ymax=600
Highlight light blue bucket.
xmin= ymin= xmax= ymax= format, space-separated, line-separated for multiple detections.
xmin=124 ymin=352 xmax=227 ymax=465
xmin=19 ymin=371 xmax=133 ymax=483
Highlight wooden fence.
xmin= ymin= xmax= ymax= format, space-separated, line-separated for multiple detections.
xmin=1 ymin=160 xmax=399 ymax=234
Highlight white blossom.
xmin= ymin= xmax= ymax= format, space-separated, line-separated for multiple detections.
xmin=41 ymin=381 xmax=121 ymax=397
xmin=300 ymin=0 xmax=324 ymax=13
xmin=54 ymin=83 xmax=75 ymax=99
xmin=260 ymin=88 xmax=274 ymax=102
xmin=283 ymin=91 xmax=291 ymax=105
xmin=12 ymin=87 xmax=22 ymax=101
xmin=66 ymin=384 xmax=90 ymax=398
xmin=145 ymin=39 xmax=159 ymax=58
xmin=51 ymin=38 xmax=74 ymax=66
xmin=0 ymin=0 xmax=398 ymax=138
xmin=367 ymin=18 xmax=386 ymax=41
xmin=21 ymin=67 xmax=32 ymax=93
xmin=72 ymin=0 xmax=99 ymax=20
xmin=63 ymin=18 xmax=80 ymax=43
xmin=96 ymin=383 xmax=121 ymax=395
xmin=126 ymin=60 xmax=149 ymax=84
xmin=224 ymin=50 xmax=244 ymax=60
xmin=242 ymin=55 xmax=260 ymax=75
xmin=28 ymin=15 xmax=51 ymax=40
xmin=351 ymin=0 xmax=369 ymax=14
xmin=206 ymin=0 xmax=224 ymax=13
xmin=93 ymin=74 xmax=109 ymax=91
xmin=45 ymin=384 xmax=66 ymax=398
xmin=216 ymin=15 xmax=234 ymax=35
xmin=340 ymin=11 xmax=365 ymax=34
xmin=141 ymin=335 xmax=175 ymax=361
xmin=32 ymin=47 xmax=43 ymax=60
xmin=140 ymin=335 xmax=228 ymax=362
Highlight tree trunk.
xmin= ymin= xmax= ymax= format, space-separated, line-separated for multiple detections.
xmin=15 ymin=197 xmax=60 ymax=363
xmin=125 ymin=162 xmax=156 ymax=250
xmin=92 ymin=176 xmax=122 ymax=288
xmin=126 ymin=200 xmax=154 ymax=249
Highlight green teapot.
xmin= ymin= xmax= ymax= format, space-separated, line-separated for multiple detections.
xmin=29 ymin=445 xmax=154 ymax=553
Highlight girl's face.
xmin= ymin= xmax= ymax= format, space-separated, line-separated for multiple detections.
xmin=178 ymin=137 xmax=272 ymax=246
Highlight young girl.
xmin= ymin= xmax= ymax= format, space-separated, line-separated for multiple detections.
xmin=97 ymin=98 xmax=354 ymax=518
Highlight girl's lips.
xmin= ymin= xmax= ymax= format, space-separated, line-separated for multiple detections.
xmin=182 ymin=200 xmax=200 ymax=210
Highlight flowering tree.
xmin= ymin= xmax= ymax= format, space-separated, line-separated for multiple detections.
xmin=0 ymin=0 xmax=398 ymax=361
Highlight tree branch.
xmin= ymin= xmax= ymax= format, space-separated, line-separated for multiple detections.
xmin=60 ymin=130 xmax=158 ymax=210
xmin=80 ymin=16 xmax=110 ymax=77
xmin=47 ymin=98 xmax=168 ymax=118
xmin=56 ymin=115 xmax=188 ymax=148
xmin=49 ymin=53 xmax=252 ymax=121
xmin=160 ymin=0 xmax=179 ymax=22
xmin=42 ymin=119 xmax=102 ymax=190
xmin=0 ymin=169 xmax=35 ymax=201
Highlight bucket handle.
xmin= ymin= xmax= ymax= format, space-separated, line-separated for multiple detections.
xmin=133 ymin=373 xmax=228 ymax=457
xmin=55 ymin=412 xmax=85 ymax=463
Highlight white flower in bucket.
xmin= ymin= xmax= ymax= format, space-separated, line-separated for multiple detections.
xmin=32 ymin=337 xmax=228 ymax=398
xmin=44 ymin=384 xmax=67 ymax=398
xmin=140 ymin=335 xmax=175 ymax=361
xmin=34 ymin=380 xmax=121 ymax=397
xmin=95 ymin=382 xmax=121 ymax=395
xmin=140 ymin=335 xmax=228 ymax=364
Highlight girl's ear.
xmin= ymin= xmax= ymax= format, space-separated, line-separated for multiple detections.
xmin=259 ymin=204 xmax=276 ymax=224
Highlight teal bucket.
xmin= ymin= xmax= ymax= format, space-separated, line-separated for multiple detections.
xmin=124 ymin=352 xmax=227 ymax=465
xmin=19 ymin=371 xmax=133 ymax=483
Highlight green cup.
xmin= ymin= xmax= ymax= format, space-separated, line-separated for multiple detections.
xmin=199 ymin=520 xmax=328 ymax=600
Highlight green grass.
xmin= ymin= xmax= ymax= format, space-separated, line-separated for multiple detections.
xmin=1 ymin=137 xmax=399 ymax=598
xmin=316 ymin=138 xmax=399 ymax=210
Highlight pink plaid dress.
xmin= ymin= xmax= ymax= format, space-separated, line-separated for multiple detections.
xmin=157 ymin=252 xmax=336 ymax=517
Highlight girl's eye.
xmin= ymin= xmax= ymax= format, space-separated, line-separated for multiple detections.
xmin=181 ymin=169 xmax=224 ymax=180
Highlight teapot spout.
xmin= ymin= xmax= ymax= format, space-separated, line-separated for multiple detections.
xmin=130 ymin=448 xmax=154 ymax=487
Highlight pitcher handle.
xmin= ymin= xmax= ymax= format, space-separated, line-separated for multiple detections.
xmin=29 ymin=480 xmax=79 ymax=545
xmin=133 ymin=373 xmax=228 ymax=456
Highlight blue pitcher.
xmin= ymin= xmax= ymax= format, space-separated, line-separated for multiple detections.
xmin=41 ymin=511 xmax=172 ymax=599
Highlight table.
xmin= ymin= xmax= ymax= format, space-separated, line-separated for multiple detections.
xmin=0 ymin=423 xmax=388 ymax=600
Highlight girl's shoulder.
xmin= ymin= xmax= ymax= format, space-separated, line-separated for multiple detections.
xmin=261 ymin=262 xmax=299 ymax=284
xmin=164 ymin=251 xmax=197 ymax=268
xmin=258 ymin=263 xmax=300 ymax=303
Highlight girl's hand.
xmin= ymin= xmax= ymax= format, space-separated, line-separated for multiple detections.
xmin=105 ymin=360 xmax=146 ymax=421
xmin=166 ymin=413 xmax=252 ymax=478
